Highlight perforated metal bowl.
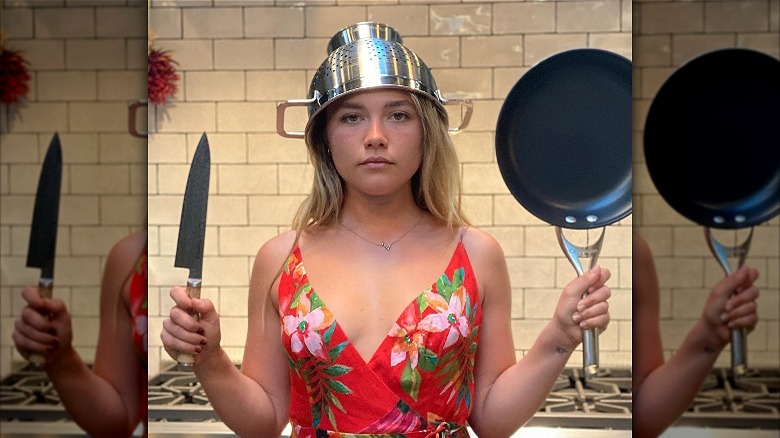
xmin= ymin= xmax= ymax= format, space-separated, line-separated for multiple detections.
xmin=326 ymin=21 xmax=403 ymax=54
xmin=277 ymin=22 xmax=472 ymax=138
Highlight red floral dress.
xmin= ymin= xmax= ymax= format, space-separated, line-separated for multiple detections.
xmin=129 ymin=246 xmax=148 ymax=425
xmin=278 ymin=237 xmax=482 ymax=437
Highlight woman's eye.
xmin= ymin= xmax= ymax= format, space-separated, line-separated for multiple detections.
xmin=392 ymin=112 xmax=408 ymax=121
xmin=342 ymin=114 xmax=360 ymax=123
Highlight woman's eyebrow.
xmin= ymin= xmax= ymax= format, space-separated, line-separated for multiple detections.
xmin=336 ymin=99 xmax=413 ymax=111
xmin=385 ymin=100 xmax=413 ymax=109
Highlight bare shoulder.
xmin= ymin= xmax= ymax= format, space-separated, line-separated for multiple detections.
xmin=105 ymin=230 xmax=147 ymax=270
xmin=250 ymin=230 xmax=298 ymax=299
xmin=460 ymin=227 xmax=509 ymax=304
xmin=461 ymin=227 xmax=506 ymax=265
xmin=255 ymin=230 xmax=297 ymax=267
xmin=102 ymin=230 xmax=146 ymax=306
xmin=633 ymin=232 xmax=653 ymax=265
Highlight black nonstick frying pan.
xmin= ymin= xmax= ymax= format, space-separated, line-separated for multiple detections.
xmin=644 ymin=48 xmax=780 ymax=377
xmin=496 ymin=48 xmax=632 ymax=377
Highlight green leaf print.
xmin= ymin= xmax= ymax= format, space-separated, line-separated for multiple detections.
xmin=401 ymin=361 xmax=422 ymax=401
xmin=325 ymin=391 xmax=347 ymax=413
xmin=322 ymin=321 xmax=337 ymax=345
xmin=323 ymin=364 xmax=351 ymax=377
xmin=309 ymin=293 xmax=325 ymax=311
xmin=325 ymin=379 xmax=352 ymax=394
xmin=436 ymin=267 xmax=465 ymax=302
xmin=289 ymin=283 xmax=311 ymax=309
xmin=328 ymin=341 xmax=350 ymax=362
xmin=416 ymin=292 xmax=428 ymax=314
xmin=418 ymin=347 xmax=438 ymax=372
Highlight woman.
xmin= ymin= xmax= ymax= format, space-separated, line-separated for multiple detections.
xmin=161 ymin=24 xmax=611 ymax=437
xmin=12 ymin=230 xmax=147 ymax=437
xmin=632 ymin=233 xmax=759 ymax=437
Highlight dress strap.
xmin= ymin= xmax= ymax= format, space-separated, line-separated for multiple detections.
xmin=458 ymin=226 xmax=468 ymax=242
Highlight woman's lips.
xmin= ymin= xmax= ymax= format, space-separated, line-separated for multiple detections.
xmin=360 ymin=157 xmax=393 ymax=168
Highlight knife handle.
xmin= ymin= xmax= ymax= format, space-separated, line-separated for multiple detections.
xmin=177 ymin=280 xmax=202 ymax=370
xmin=29 ymin=279 xmax=54 ymax=369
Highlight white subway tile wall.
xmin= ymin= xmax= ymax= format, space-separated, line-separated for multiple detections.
xmin=633 ymin=0 xmax=779 ymax=368
xmin=147 ymin=0 xmax=633 ymax=378
xmin=0 ymin=2 xmax=147 ymax=378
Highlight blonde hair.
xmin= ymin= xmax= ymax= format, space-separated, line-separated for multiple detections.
xmin=292 ymin=90 xmax=470 ymax=233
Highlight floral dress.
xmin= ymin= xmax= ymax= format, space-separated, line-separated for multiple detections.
xmin=129 ymin=245 xmax=147 ymax=426
xmin=278 ymin=236 xmax=482 ymax=437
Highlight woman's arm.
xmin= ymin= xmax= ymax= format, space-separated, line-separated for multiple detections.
xmin=632 ymin=233 xmax=759 ymax=438
xmin=13 ymin=230 xmax=147 ymax=437
xmin=465 ymin=230 xmax=611 ymax=438
xmin=161 ymin=233 xmax=292 ymax=437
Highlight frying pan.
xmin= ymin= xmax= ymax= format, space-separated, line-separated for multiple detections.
xmin=496 ymin=48 xmax=632 ymax=377
xmin=644 ymin=48 xmax=780 ymax=377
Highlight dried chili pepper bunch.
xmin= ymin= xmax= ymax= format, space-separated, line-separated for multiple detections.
xmin=148 ymin=47 xmax=179 ymax=104
xmin=0 ymin=47 xmax=31 ymax=105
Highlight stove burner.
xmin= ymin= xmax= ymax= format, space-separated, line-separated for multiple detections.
xmin=527 ymin=367 xmax=632 ymax=429
xmin=676 ymin=368 xmax=779 ymax=429
xmin=0 ymin=365 xmax=70 ymax=422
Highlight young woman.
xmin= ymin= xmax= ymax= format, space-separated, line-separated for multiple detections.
xmin=161 ymin=26 xmax=611 ymax=437
xmin=632 ymin=233 xmax=759 ymax=437
xmin=12 ymin=230 xmax=148 ymax=437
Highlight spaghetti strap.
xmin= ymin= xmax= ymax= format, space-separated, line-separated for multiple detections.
xmin=459 ymin=226 xmax=468 ymax=242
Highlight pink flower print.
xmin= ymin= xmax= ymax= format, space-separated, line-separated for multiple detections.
xmin=418 ymin=287 xmax=469 ymax=349
xmin=283 ymin=307 xmax=334 ymax=362
xmin=388 ymin=306 xmax=425 ymax=369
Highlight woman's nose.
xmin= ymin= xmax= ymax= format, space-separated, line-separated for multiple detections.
xmin=364 ymin=119 xmax=387 ymax=148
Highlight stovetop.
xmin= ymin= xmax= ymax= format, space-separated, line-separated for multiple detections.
xmin=674 ymin=367 xmax=779 ymax=429
xmin=0 ymin=365 xmax=72 ymax=423
xmin=2 ymin=364 xmax=778 ymax=432
xmin=145 ymin=365 xmax=634 ymax=429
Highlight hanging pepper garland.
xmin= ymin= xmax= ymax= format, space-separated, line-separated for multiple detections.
xmin=0 ymin=41 xmax=31 ymax=105
xmin=148 ymin=47 xmax=179 ymax=104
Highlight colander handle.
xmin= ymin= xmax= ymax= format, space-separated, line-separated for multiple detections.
xmin=442 ymin=98 xmax=473 ymax=134
xmin=277 ymin=98 xmax=316 ymax=139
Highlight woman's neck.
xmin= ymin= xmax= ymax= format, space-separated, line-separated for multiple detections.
xmin=340 ymin=188 xmax=424 ymax=231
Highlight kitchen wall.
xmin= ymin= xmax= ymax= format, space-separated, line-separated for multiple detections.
xmin=0 ymin=1 xmax=147 ymax=377
xmin=633 ymin=0 xmax=780 ymax=368
xmin=147 ymin=0 xmax=633 ymax=378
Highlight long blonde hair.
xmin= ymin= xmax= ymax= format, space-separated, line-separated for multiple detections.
xmin=292 ymin=90 xmax=470 ymax=233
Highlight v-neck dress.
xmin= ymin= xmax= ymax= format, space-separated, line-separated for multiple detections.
xmin=129 ymin=245 xmax=148 ymax=430
xmin=278 ymin=238 xmax=482 ymax=437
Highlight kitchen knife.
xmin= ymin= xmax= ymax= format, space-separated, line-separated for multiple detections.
xmin=26 ymin=133 xmax=63 ymax=368
xmin=174 ymin=133 xmax=210 ymax=370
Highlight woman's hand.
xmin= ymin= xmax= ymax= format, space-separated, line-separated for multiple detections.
xmin=552 ymin=266 xmax=612 ymax=350
xmin=161 ymin=286 xmax=222 ymax=366
xmin=12 ymin=286 xmax=74 ymax=364
xmin=701 ymin=266 xmax=759 ymax=347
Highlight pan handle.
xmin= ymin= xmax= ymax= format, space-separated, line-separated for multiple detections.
xmin=704 ymin=227 xmax=753 ymax=378
xmin=276 ymin=96 xmax=318 ymax=139
xmin=128 ymin=99 xmax=148 ymax=138
xmin=440 ymin=97 xmax=473 ymax=134
xmin=556 ymin=226 xmax=605 ymax=378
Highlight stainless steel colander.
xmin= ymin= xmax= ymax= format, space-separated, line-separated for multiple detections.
xmin=276 ymin=22 xmax=473 ymax=138
xmin=326 ymin=22 xmax=403 ymax=55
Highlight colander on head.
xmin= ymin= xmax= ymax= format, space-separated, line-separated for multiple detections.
xmin=276 ymin=22 xmax=473 ymax=139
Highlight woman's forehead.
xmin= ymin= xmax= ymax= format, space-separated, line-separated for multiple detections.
xmin=333 ymin=89 xmax=415 ymax=108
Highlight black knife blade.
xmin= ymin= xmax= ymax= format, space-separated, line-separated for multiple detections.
xmin=25 ymin=133 xmax=63 ymax=367
xmin=174 ymin=133 xmax=210 ymax=281
xmin=26 ymin=134 xmax=63 ymax=280
xmin=173 ymin=133 xmax=210 ymax=369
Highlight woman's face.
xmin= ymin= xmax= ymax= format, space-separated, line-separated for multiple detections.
xmin=325 ymin=89 xmax=423 ymax=198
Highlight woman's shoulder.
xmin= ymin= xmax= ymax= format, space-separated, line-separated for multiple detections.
xmin=255 ymin=230 xmax=297 ymax=267
xmin=104 ymin=230 xmax=146 ymax=276
xmin=460 ymin=226 xmax=506 ymax=264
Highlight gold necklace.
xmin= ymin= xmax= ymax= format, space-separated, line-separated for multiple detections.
xmin=338 ymin=216 xmax=423 ymax=251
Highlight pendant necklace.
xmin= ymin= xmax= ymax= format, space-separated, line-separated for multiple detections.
xmin=339 ymin=216 xmax=424 ymax=251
